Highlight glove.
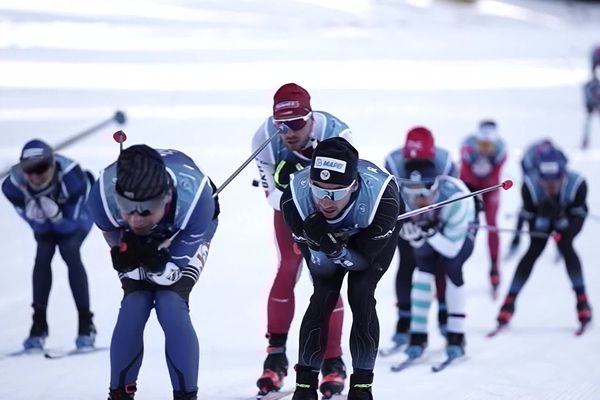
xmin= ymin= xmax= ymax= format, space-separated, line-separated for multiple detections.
xmin=38 ymin=196 xmax=62 ymax=222
xmin=471 ymin=157 xmax=493 ymax=178
xmin=302 ymin=212 xmax=345 ymax=256
xmin=146 ymin=262 xmax=182 ymax=286
xmin=538 ymin=198 xmax=561 ymax=219
xmin=274 ymin=160 xmax=303 ymax=191
xmin=110 ymin=232 xmax=142 ymax=273
xmin=135 ymin=235 xmax=171 ymax=273
xmin=553 ymin=217 xmax=569 ymax=231
xmin=534 ymin=217 xmax=551 ymax=232
xmin=25 ymin=200 xmax=46 ymax=223
xmin=399 ymin=222 xmax=425 ymax=241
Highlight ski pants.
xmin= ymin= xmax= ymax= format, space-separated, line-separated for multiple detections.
xmin=267 ymin=210 xmax=343 ymax=358
xmin=507 ymin=216 xmax=586 ymax=297
xmin=32 ymin=228 xmax=91 ymax=311
xmin=297 ymin=228 xmax=397 ymax=371
xmin=110 ymin=277 xmax=199 ymax=393
xmin=395 ymin=237 xmax=446 ymax=330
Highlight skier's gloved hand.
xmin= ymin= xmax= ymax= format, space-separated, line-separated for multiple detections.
xmin=135 ymin=236 xmax=171 ymax=273
xmin=110 ymin=231 xmax=142 ymax=273
xmin=553 ymin=217 xmax=569 ymax=231
xmin=533 ymin=217 xmax=551 ymax=232
xmin=273 ymin=160 xmax=303 ymax=191
xmin=25 ymin=199 xmax=47 ymax=223
xmin=303 ymin=212 xmax=345 ymax=256
xmin=471 ymin=157 xmax=493 ymax=178
xmin=146 ymin=262 xmax=181 ymax=286
xmin=399 ymin=221 xmax=425 ymax=242
xmin=38 ymin=196 xmax=62 ymax=222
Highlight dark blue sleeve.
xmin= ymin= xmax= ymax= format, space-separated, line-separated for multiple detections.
xmin=168 ymin=182 xmax=218 ymax=268
xmin=51 ymin=165 xmax=90 ymax=235
xmin=86 ymin=180 xmax=120 ymax=246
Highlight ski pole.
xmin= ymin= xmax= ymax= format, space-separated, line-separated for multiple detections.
xmin=471 ymin=224 xmax=561 ymax=241
xmin=212 ymin=125 xmax=288 ymax=198
xmin=54 ymin=111 xmax=126 ymax=151
xmin=397 ymin=179 xmax=514 ymax=221
xmin=1 ymin=111 xmax=127 ymax=177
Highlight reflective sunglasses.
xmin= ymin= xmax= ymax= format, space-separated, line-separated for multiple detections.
xmin=273 ymin=112 xmax=312 ymax=132
xmin=399 ymin=179 xmax=436 ymax=198
xmin=115 ymin=191 xmax=169 ymax=217
xmin=23 ymin=161 xmax=52 ymax=175
xmin=310 ymin=180 xmax=355 ymax=201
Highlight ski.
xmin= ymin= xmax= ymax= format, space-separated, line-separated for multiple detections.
xmin=44 ymin=346 xmax=109 ymax=359
xmin=379 ymin=343 xmax=405 ymax=357
xmin=246 ymin=389 xmax=293 ymax=400
xmin=431 ymin=355 xmax=466 ymax=373
xmin=1 ymin=347 xmax=46 ymax=359
xmin=390 ymin=355 xmax=421 ymax=372
xmin=323 ymin=395 xmax=347 ymax=400
xmin=486 ymin=324 xmax=507 ymax=338
xmin=575 ymin=322 xmax=590 ymax=336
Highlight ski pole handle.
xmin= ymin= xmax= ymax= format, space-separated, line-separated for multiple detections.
xmin=397 ymin=180 xmax=513 ymax=221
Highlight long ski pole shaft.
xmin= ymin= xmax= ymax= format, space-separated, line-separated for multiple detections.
xmin=472 ymin=224 xmax=559 ymax=240
xmin=54 ymin=110 xmax=126 ymax=151
xmin=212 ymin=127 xmax=285 ymax=198
xmin=397 ymin=180 xmax=513 ymax=221
xmin=1 ymin=111 xmax=127 ymax=178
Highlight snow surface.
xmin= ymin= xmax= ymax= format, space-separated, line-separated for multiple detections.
xmin=1 ymin=0 xmax=599 ymax=399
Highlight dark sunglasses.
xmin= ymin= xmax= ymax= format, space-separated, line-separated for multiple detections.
xmin=273 ymin=112 xmax=312 ymax=132
xmin=23 ymin=162 xmax=52 ymax=175
xmin=115 ymin=191 xmax=169 ymax=217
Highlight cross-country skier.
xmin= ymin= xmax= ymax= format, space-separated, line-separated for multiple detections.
xmin=87 ymin=145 xmax=219 ymax=400
xmin=507 ymin=139 xmax=567 ymax=258
xmin=251 ymin=83 xmax=352 ymax=397
xmin=383 ymin=126 xmax=457 ymax=350
xmin=400 ymin=163 xmax=478 ymax=363
xmin=280 ymin=137 xmax=402 ymax=400
xmin=581 ymin=45 xmax=600 ymax=149
xmin=495 ymin=146 xmax=592 ymax=333
xmin=459 ymin=119 xmax=506 ymax=296
xmin=2 ymin=139 xmax=96 ymax=351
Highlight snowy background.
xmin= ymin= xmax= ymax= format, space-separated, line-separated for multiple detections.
xmin=1 ymin=0 xmax=600 ymax=399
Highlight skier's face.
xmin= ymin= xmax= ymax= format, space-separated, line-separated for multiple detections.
xmin=310 ymin=180 xmax=357 ymax=218
xmin=119 ymin=190 xmax=172 ymax=235
xmin=275 ymin=113 xmax=314 ymax=151
xmin=24 ymin=162 xmax=55 ymax=189
xmin=540 ymin=177 xmax=563 ymax=196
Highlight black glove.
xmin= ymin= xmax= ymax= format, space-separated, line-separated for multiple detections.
xmin=274 ymin=160 xmax=303 ymax=191
xmin=302 ymin=212 xmax=345 ymax=256
xmin=538 ymin=197 xmax=561 ymax=219
xmin=110 ymin=231 xmax=142 ymax=273
xmin=135 ymin=235 xmax=171 ymax=273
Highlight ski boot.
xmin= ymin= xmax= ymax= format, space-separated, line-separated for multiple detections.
xmin=23 ymin=304 xmax=48 ymax=351
xmin=438 ymin=303 xmax=448 ymax=337
xmin=490 ymin=263 xmax=500 ymax=299
xmin=405 ymin=332 xmax=427 ymax=359
xmin=497 ymin=295 xmax=515 ymax=326
xmin=256 ymin=346 xmax=288 ymax=395
xmin=446 ymin=332 xmax=466 ymax=359
xmin=347 ymin=370 xmax=373 ymax=400
xmin=577 ymin=293 xmax=592 ymax=325
xmin=75 ymin=309 xmax=97 ymax=349
xmin=291 ymin=365 xmax=319 ymax=400
xmin=108 ymin=384 xmax=137 ymax=400
xmin=319 ymin=356 xmax=346 ymax=399
xmin=173 ymin=390 xmax=198 ymax=400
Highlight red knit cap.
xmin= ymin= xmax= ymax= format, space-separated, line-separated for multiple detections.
xmin=273 ymin=83 xmax=312 ymax=120
xmin=403 ymin=126 xmax=435 ymax=160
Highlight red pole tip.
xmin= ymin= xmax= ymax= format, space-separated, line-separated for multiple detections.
xmin=113 ymin=130 xmax=127 ymax=143
xmin=551 ymin=232 xmax=562 ymax=242
xmin=501 ymin=180 xmax=513 ymax=190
